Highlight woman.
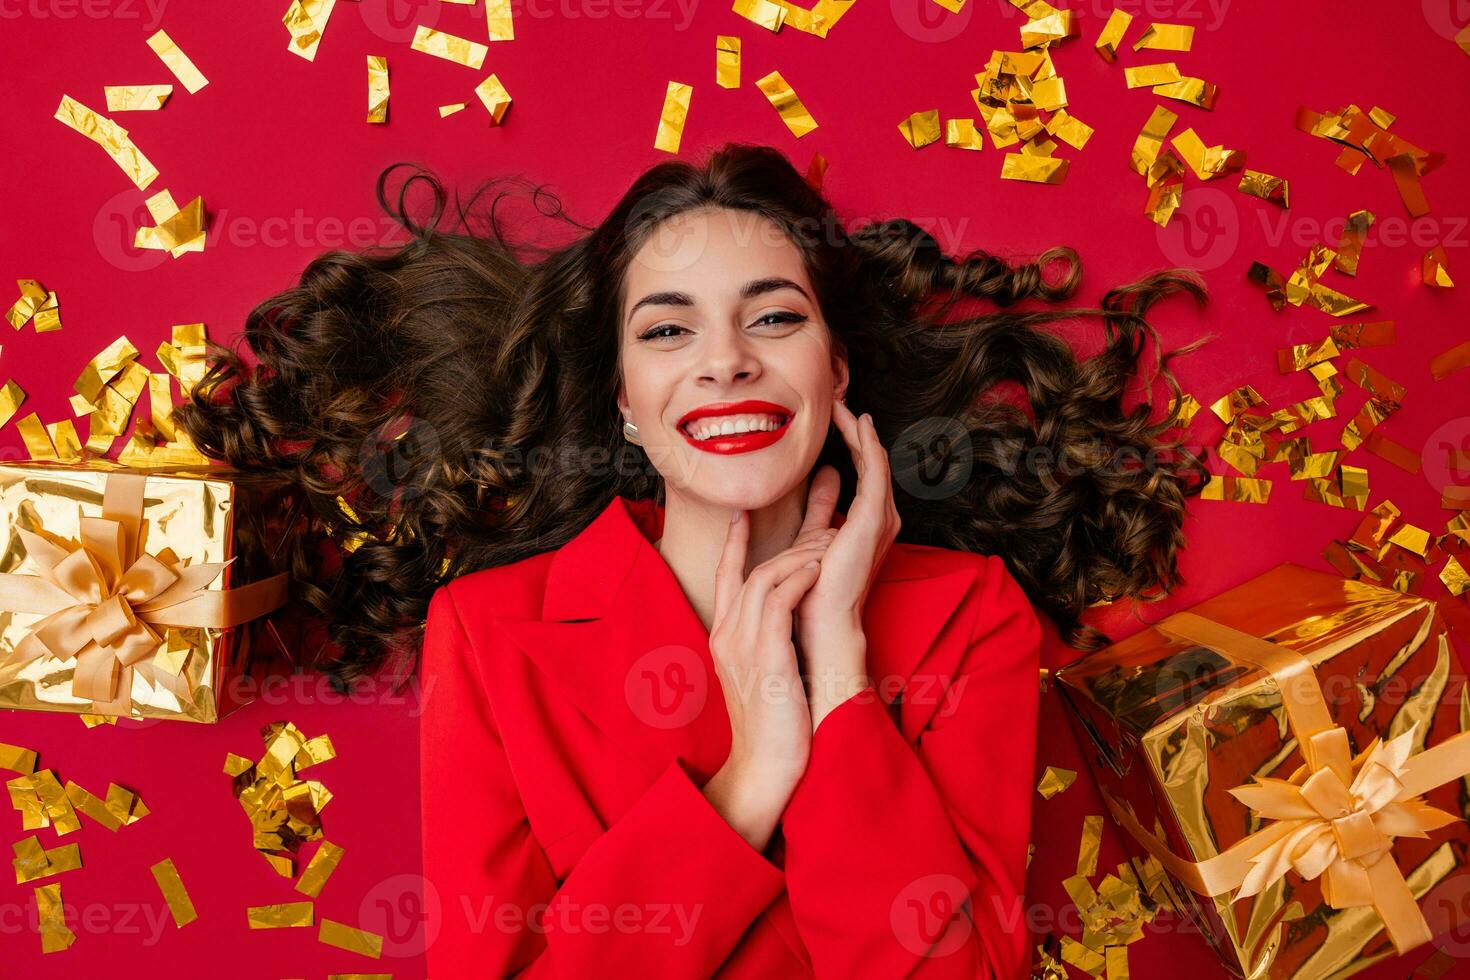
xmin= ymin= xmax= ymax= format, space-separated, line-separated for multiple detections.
xmin=176 ymin=143 xmax=1207 ymax=977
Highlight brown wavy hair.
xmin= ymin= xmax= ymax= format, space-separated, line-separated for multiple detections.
xmin=174 ymin=142 xmax=1209 ymax=688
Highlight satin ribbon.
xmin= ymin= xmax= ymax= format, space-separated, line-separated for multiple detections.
xmin=0 ymin=470 xmax=289 ymax=715
xmin=1101 ymin=611 xmax=1470 ymax=956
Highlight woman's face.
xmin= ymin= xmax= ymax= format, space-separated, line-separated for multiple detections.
xmin=618 ymin=206 xmax=847 ymax=509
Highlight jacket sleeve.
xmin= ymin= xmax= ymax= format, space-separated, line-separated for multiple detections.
xmin=419 ymin=581 xmax=787 ymax=978
xmin=780 ymin=554 xmax=1042 ymax=980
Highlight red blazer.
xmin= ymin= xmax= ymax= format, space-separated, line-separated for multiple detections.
xmin=419 ymin=494 xmax=1042 ymax=978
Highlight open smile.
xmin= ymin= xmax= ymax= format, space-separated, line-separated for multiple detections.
xmin=676 ymin=399 xmax=794 ymax=455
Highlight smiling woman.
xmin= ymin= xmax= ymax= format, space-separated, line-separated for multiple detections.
xmin=172 ymin=142 xmax=1209 ymax=978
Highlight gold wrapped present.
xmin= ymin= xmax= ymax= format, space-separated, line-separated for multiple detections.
xmin=1056 ymin=563 xmax=1470 ymax=979
xmin=0 ymin=460 xmax=299 ymax=723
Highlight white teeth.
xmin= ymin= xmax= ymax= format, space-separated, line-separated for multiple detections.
xmin=685 ymin=413 xmax=786 ymax=441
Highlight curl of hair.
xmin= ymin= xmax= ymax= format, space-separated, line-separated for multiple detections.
xmin=175 ymin=144 xmax=1209 ymax=687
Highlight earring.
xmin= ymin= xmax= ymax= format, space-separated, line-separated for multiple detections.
xmin=622 ymin=420 xmax=642 ymax=446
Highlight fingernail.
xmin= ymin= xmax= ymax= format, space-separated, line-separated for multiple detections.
xmin=803 ymin=560 xmax=819 ymax=568
xmin=731 ymin=510 xmax=741 ymax=523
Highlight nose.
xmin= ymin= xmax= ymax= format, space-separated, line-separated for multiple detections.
xmin=697 ymin=325 xmax=762 ymax=385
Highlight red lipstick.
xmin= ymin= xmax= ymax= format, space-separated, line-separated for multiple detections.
xmin=677 ymin=399 xmax=794 ymax=455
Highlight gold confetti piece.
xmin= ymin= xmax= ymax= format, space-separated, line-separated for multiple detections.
xmin=145 ymin=29 xmax=208 ymax=94
xmin=103 ymin=784 xmax=148 ymax=825
xmin=485 ymin=0 xmax=514 ymax=40
xmin=0 ymin=743 xmax=37 ymax=774
xmin=1237 ymin=169 xmax=1288 ymax=207
xmin=1077 ymin=814 xmax=1103 ymax=877
xmin=1001 ymin=154 xmax=1068 ymax=183
xmin=36 ymin=883 xmax=76 ymax=953
xmin=945 ymin=118 xmax=984 ymax=150
xmin=283 ymin=0 xmax=337 ymax=60
xmin=1152 ymin=76 xmax=1217 ymax=110
xmin=64 ymin=782 xmax=123 ymax=831
xmin=1423 ymin=244 xmax=1454 ymax=287
xmin=1133 ymin=23 xmax=1192 ymax=51
xmin=150 ymin=858 xmax=197 ymax=927
xmin=1334 ymin=209 xmax=1373 ymax=275
xmin=1037 ymin=766 xmax=1077 ymax=799
xmin=898 ymin=110 xmax=941 ymax=149
xmin=1429 ymin=339 xmax=1470 ymax=381
xmin=134 ymin=191 xmax=205 ymax=256
xmin=12 ymin=836 xmax=81 ymax=883
xmin=248 ymin=901 xmax=315 ymax=928
xmin=328 ymin=974 xmax=393 ymax=980
xmin=1343 ymin=357 xmax=1406 ymax=404
xmin=16 ymin=413 xmax=57 ymax=460
xmin=930 ymin=0 xmax=965 ymax=11
xmin=716 ymin=35 xmax=740 ymax=88
xmin=53 ymin=95 xmax=160 ymax=191
xmin=1045 ymin=109 xmax=1092 ymax=150
xmin=1124 ymin=63 xmax=1180 ymax=88
xmin=233 ymin=722 xmax=336 ymax=880
xmin=1442 ymin=557 xmax=1469 ymax=597
xmin=1362 ymin=430 xmax=1420 ymax=474
xmin=1106 ymin=944 xmax=1130 ymax=979
xmin=755 ymin=70 xmax=817 ymax=137
xmin=1130 ymin=104 xmax=1176 ymax=176
xmin=1201 ymin=474 xmax=1271 ymax=503
xmin=474 ymin=74 xmax=511 ymax=125
xmin=438 ymin=102 xmax=466 ymax=117
xmin=296 ymin=734 xmax=338 ymax=770
xmin=320 ymin=918 xmax=384 ymax=958
xmin=1020 ymin=10 xmax=1078 ymax=49
xmin=1094 ymin=8 xmax=1131 ymax=61
xmin=104 ymin=85 xmax=172 ymax=112
xmin=1170 ymin=128 xmax=1244 ymax=181
xmin=410 ymin=25 xmax=488 ymax=69
xmin=367 ymin=56 xmax=389 ymax=124
xmin=1388 ymin=522 xmax=1431 ymax=556
xmin=732 ymin=0 xmax=787 ymax=31
xmin=654 ymin=81 xmax=693 ymax=154
xmin=1457 ymin=22 xmax=1470 ymax=58
xmin=296 ymin=840 xmax=345 ymax=897
xmin=1061 ymin=935 xmax=1106 ymax=974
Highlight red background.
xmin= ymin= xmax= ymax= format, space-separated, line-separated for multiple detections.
xmin=3 ymin=0 xmax=1469 ymax=975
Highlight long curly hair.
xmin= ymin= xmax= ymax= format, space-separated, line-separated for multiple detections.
xmin=174 ymin=142 xmax=1209 ymax=688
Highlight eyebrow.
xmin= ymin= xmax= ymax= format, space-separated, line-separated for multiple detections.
xmin=626 ymin=277 xmax=811 ymax=319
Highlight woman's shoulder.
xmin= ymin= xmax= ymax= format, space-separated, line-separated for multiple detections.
xmin=889 ymin=541 xmax=1042 ymax=649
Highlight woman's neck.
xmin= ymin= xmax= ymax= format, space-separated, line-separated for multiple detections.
xmin=654 ymin=483 xmax=808 ymax=631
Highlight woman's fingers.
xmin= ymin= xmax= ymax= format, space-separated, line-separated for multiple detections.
xmin=795 ymin=465 xmax=840 ymax=541
xmin=733 ymin=545 xmax=831 ymax=653
xmin=713 ymin=509 xmax=748 ymax=630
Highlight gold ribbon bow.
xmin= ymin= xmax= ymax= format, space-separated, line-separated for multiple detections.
xmin=1101 ymin=611 xmax=1470 ymax=956
xmin=0 ymin=470 xmax=289 ymax=715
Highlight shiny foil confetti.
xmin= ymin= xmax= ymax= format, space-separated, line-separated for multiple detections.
xmin=769 ymin=0 xmax=856 ymax=38
xmin=104 ymin=85 xmax=172 ymax=111
xmin=1077 ymin=815 xmax=1104 ymax=876
xmin=716 ymin=35 xmax=740 ymax=88
xmin=1423 ymin=244 xmax=1455 ymax=287
xmin=755 ymin=70 xmax=817 ymax=137
xmin=1133 ymin=22 xmax=1192 ymax=50
xmin=1237 ymin=169 xmax=1288 ymax=207
xmin=134 ymin=190 xmax=205 ymax=256
xmin=12 ymin=836 xmax=82 ymax=883
xmin=1037 ymin=766 xmax=1078 ymax=799
xmin=145 ymin=29 xmax=208 ymax=93
xmin=150 ymin=857 xmax=198 ymax=927
xmin=229 ymin=721 xmax=335 ymax=879
xmin=438 ymin=102 xmax=467 ymax=117
xmin=1045 ymin=109 xmax=1093 ymax=149
xmin=410 ymin=25 xmax=488 ymax=69
xmin=367 ymin=56 xmax=389 ymax=123
xmin=0 ymin=742 xmax=38 ymax=774
xmin=486 ymin=0 xmax=514 ymax=40
xmin=945 ymin=118 xmax=984 ymax=150
xmin=320 ymin=918 xmax=384 ymax=958
xmin=296 ymin=840 xmax=345 ymax=897
xmin=1295 ymin=103 xmax=1443 ymax=217
xmin=1153 ymin=77 xmax=1217 ymax=110
xmin=248 ymin=901 xmax=315 ymax=928
xmin=1170 ymin=128 xmax=1244 ymax=181
xmin=654 ymin=81 xmax=693 ymax=153
xmin=283 ymin=0 xmax=337 ymax=60
xmin=1095 ymin=8 xmax=1132 ymax=62
xmin=732 ymin=0 xmax=787 ymax=32
xmin=53 ymin=95 xmax=160 ymax=191
xmin=898 ymin=109 xmax=941 ymax=149
xmin=474 ymin=74 xmax=512 ymax=125
xmin=1002 ymin=153 xmax=1068 ymax=183
xmin=1334 ymin=209 xmax=1373 ymax=274
xmin=1430 ymin=339 xmax=1470 ymax=381
xmin=36 ymin=882 xmax=76 ymax=953
xmin=7 ymin=279 xmax=61 ymax=332
xmin=8 ymin=770 xmax=81 ymax=834
xmin=1124 ymin=63 xmax=1180 ymax=88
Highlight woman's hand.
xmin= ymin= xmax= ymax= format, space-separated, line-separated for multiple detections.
xmin=701 ymin=506 xmax=835 ymax=853
xmin=793 ymin=398 xmax=902 ymax=730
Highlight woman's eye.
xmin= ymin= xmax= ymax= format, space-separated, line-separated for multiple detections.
xmin=755 ymin=311 xmax=808 ymax=327
xmin=639 ymin=324 xmax=687 ymax=340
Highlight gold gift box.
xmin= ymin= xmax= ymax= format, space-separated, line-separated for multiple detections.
xmin=0 ymin=460 xmax=301 ymax=723
xmin=1055 ymin=562 xmax=1470 ymax=980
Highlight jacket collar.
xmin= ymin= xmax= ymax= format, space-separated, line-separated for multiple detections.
xmin=490 ymin=495 xmax=978 ymax=784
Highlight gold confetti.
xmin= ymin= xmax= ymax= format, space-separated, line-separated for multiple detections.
xmin=1201 ymin=474 xmax=1271 ymax=503
xmin=8 ymin=770 xmax=80 ymax=833
xmin=1237 ymin=169 xmax=1288 ymax=207
xmin=1095 ymin=8 xmax=1132 ymax=61
xmin=150 ymin=858 xmax=197 ymax=927
xmin=36 ymin=883 xmax=76 ymax=953
xmin=1133 ymin=23 xmax=1192 ymax=51
xmin=486 ymin=0 xmax=514 ymax=40
xmin=231 ymin=721 xmax=335 ymax=879
xmin=654 ymin=81 xmax=693 ymax=154
xmin=755 ymin=70 xmax=817 ymax=137
xmin=248 ymin=901 xmax=315 ymax=928
xmin=283 ymin=0 xmax=337 ymax=60
xmin=410 ymin=25 xmax=488 ymax=69
xmin=134 ymin=190 xmax=205 ymax=256
xmin=1077 ymin=814 xmax=1103 ymax=877
xmin=1124 ymin=63 xmax=1180 ymax=88
xmin=1170 ymin=128 xmax=1244 ymax=181
xmin=438 ymin=102 xmax=467 ymax=117
xmin=1037 ymin=766 xmax=1077 ymax=799
xmin=12 ymin=836 xmax=82 ymax=883
xmin=1106 ymin=944 xmax=1131 ymax=979
xmin=732 ymin=0 xmax=787 ymax=31
xmin=898 ymin=110 xmax=941 ymax=149
xmin=7 ymin=279 xmax=61 ymax=332
xmin=0 ymin=742 xmax=37 ymax=774
xmin=104 ymin=85 xmax=172 ymax=111
xmin=1334 ymin=209 xmax=1373 ymax=274
xmin=1153 ymin=77 xmax=1218 ymax=110
xmin=716 ymin=35 xmax=740 ymax=88
xmin=1020 ymin=10 xmax=1078 ymax=49
xmin=1045 ymin=109 xmax=1092 ymax=149
xmin=367 ymin=56 xmax=389 ymax=124
xmin=474 ymin=74 xmax=512 ymax=125
xmin=320 ymin=918 xmax=384 ymax=958
xmin=146 ymin=29 xmax=208 ymax=93
xmin=1442 ymin=557 xmax=1469 ymax=597
xmin=296 ymin=840 xmax=345 ymax=897
xmin=1424 ymin=244 xmax=1454 ymax=287
xmin=53 ymin=95 xmax=160 ymax=191
xmin=1002 ymin=153 xmax=1068 ymax=183
xmin=945 ymin=118 xmax=984 ymax=150
xmin=1430 ymin=339 xmax=1470 ymax=381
